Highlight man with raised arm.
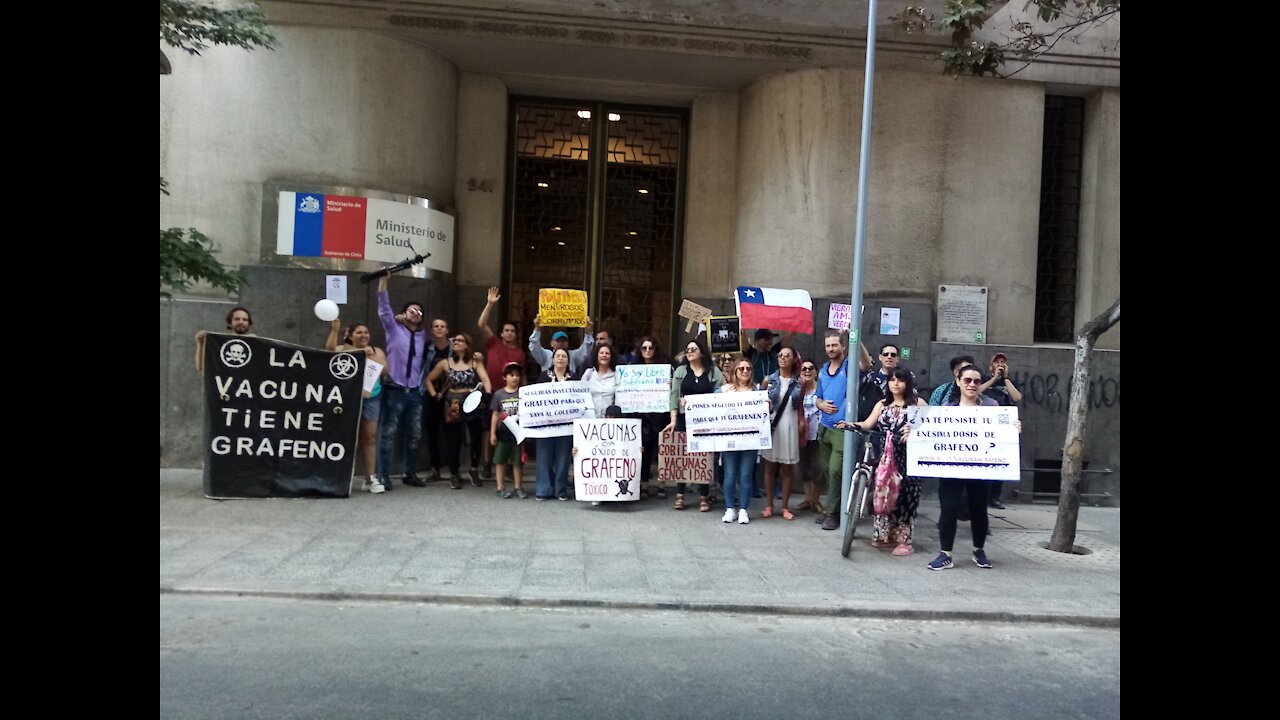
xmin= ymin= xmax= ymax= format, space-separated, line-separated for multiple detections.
xmin=375 ymin=274 xmax=429 ymax=489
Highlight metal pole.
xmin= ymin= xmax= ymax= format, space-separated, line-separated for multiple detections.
xmin=838 ymin=0 xmax=879 ymax=532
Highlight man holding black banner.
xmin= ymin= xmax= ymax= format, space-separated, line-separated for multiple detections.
xmin=375 ymin=275 xmax=430 ymax=489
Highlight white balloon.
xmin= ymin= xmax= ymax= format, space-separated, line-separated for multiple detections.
xmin=314 ymin=299 xmax=340 ymax=322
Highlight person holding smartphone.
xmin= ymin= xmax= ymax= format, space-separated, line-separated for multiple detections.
xmin=980 ymin=353 xmax=1023 ymax=509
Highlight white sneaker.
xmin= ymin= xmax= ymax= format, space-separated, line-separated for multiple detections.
xmin=360 ymin=476 xmax=373 ymax=491
xmin=368 ymin=477 xmax=385 ymax=494
xmin=738 ymin=510 xmax=750 ymax=525
xmin=721 ymin=508 xmax=737 ymax=523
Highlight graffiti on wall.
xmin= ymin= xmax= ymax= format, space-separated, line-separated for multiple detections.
xmin=1010 ymin=371 xmax=1120 ymax=416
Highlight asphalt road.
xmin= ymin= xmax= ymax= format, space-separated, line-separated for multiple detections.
xmin=160 ymin=594 xmax=1119 ymax=720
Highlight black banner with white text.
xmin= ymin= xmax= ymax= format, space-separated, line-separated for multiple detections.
xmin=202 ymin=334 xmax=363 ymax=498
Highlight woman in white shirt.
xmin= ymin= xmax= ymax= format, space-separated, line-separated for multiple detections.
xmin=579 ymin=343 xmax=617 ymax=418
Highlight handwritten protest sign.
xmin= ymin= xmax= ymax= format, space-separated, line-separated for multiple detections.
xmin=827 ymin=303 xmax=866 ymax=331
xmin=539 ymin=288 xmax=589 ymax=327
xmin=678 ymin=298 xmax=713 ymax=332
xmin=657 ymin=429 xmax=712 ymax=485
xmin=518 ymin=381 xmax=594 ymax=438
xmin=683 ymin=391 xmax=771 ymax=453
xmin=828 ymin=303 xmax=851 ymax=330
xmin=573 ymin=419 xmax=642 ymax=502
xmin=615 ymin=364 xmax=671 ymax=413
xmin=906 ymin=405 xmax=1020 ymax=481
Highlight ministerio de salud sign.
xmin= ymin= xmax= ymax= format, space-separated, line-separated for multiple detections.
xmin=274 ymin=190 xmax=455 ymax=273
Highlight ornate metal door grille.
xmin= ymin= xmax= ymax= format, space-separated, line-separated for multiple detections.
xmin=506 ymin=99 xmax=685 ymax=355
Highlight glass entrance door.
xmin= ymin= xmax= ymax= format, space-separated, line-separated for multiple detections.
xmin=506 ymin=99 xmax=685 ymax=359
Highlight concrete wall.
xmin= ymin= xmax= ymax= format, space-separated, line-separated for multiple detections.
xmin=735 ymin=68 xmax=862 ymax=296
xmin=161 ymin=27 xmax=462 ymax=467
xmin=449 ymin=73 xmax=512 ymax=349
xmin=160 ymin=26 xmax=459 ymax=273
xmin=1077 ymin=89 xmax=1121 ymax=350
xmin=927 ymin=344 xmax=1121 ymax=505
xmin=936 ymin=79 xmax=1044 ymax=345
xmin=732 ymin=68 xmax=1046 ymax=348
xmin=682 ymin=91 xmax=739 ymax=298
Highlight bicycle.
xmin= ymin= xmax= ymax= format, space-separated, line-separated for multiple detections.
xmin=838 ymin=427 xmax=884 ymax=558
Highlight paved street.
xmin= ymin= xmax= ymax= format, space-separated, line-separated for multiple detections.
xmin=161 ymin=594 xmax=1120 ymax=720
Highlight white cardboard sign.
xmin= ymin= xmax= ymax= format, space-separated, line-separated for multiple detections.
xmin=615 ymin=365 xmax=672 ymax=414
xmin=906 ymin=405 xmax=1021 ymax=481
xmin=518 ymin=382 xmax=595 ymax=438
xmin=683 ymin=391 xmax=772 ymax=453
xmin=573 ymin=419 xmax=642 ymax=502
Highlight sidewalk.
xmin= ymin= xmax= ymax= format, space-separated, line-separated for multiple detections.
xmin=159 ymin=469 xmax=1120 ymax=626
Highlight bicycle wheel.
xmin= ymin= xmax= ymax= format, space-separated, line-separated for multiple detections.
xmin=854 ymin=469 xmax=872 ymax=523
xmin=841 ymin=468 xmax=872 ymax=557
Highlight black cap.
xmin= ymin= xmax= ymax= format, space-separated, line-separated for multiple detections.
xmin=754 ymin=329 xmax=779 ymax=341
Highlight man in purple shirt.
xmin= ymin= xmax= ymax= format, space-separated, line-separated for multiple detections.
xmin=375 ymin=275 xmax=429 ymax=489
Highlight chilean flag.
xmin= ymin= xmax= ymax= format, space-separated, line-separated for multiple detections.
xmin=735 ymin=287 xmax=813 ymax=333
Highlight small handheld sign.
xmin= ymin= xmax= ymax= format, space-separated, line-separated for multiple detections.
xmin=706 ymin=316 xmax=741 ymax=353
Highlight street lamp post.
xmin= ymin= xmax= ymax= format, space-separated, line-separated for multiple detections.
xmin=838 ymin=0 xmax=880 ymax=533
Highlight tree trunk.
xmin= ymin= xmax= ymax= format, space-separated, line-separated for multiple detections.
xmin=1048 ymin=296 xmax=1120 ymax=553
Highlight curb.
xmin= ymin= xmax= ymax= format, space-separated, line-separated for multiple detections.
xmin=160 ymin=586 xmax=1120 ymax=629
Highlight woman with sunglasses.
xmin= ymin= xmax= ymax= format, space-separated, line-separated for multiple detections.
xmin=633 ymin=336 xmax=671 ymax=498
xmin=927 ymin=365 xmax=1021 ymax=571
xmin=718 ymin=356 xmax=760 ymax=523
xmin=759 ymin=346 xmax=802 ymax=520
xmin=844 ymin=366 xmax=926 ymax=556
xmin=795 ymin=358 xmax=824 ymax=515
xmin=663 ymin=338 xmax=723 ymax=511
xmin=425 ymin=333 xmax=492 ymax=489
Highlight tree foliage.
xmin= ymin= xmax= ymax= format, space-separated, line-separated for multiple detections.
xmin=892 ymin=0 xmax=1120 ymax=78
xmin=160 ymin=0 xmax=276 ymax=57
xmin=160 ymin=1 xmax=274 ymax=297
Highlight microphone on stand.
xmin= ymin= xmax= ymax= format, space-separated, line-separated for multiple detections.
xmin=360 ymin=252 xmax=431 ymax=283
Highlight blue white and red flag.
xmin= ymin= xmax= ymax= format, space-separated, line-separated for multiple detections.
xmin=734 ymin=286 xmax=813 ymax=333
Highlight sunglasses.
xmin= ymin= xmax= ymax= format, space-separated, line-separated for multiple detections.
xmin=800 ymin=365 xmax=816 ymax=371
xmin=686 ymin=347 xmax=698 ymax=353
xmin=736 ymin=367 xmax=752 ymax=372
xmin=641 ymin=345 xmax=654 ymax=350
xmin=881 ymin=352 xmax=898 ymax=358
xmin=452 ymin=337 xmax=467 ymax=343
xmin=960 ymin=377 xmax=982 ymax=385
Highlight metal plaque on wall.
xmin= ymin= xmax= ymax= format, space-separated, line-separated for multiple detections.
xmin=936 ymin=285 xmax=988 ymax=343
